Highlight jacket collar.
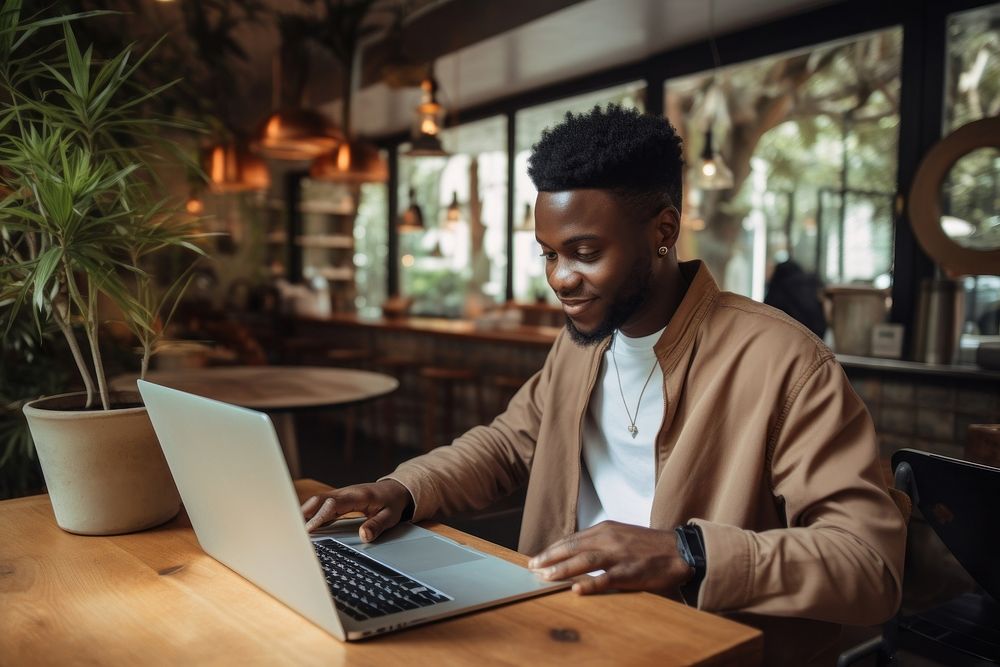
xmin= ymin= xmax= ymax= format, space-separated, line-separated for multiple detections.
xmin=652 ymin=260 xmax=719 ymax=371
xmin=583 ymin=259 xmax=720 ymax=366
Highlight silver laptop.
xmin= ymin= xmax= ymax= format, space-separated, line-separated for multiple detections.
xmin=137 ymin=379 xmax=567 ymax=640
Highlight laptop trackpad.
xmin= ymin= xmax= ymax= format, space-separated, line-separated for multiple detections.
xmin=367 ymin=536 xmax=484 ymax=573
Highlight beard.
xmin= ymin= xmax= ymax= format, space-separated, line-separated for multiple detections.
xmin=565 ymin=259 xmax=653 ymax=347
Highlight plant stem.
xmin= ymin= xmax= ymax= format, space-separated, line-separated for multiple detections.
xmin=84 ymin=279 xmax=110 ymax=410
xmin=52 ymin=303 xmax=96 ymax=408
xmin=62 ymin=258 xmax=98 ymax=406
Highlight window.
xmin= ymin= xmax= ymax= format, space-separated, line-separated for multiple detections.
xmin=353 ymin=182 xmax=389 ymax=317
xmin=665 ymin=28 xmax=902 ymax=300
xmin=511 ymin=82 xmax=646 ymax=304
xmin=398 ymin=115 xmax=508 ymax=317
xmin=945 ymin=3 xmax=1000 ymax=337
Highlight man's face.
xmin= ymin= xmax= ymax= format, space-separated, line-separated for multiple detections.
xmin=535 ymin=190 xmax=654 ymax=346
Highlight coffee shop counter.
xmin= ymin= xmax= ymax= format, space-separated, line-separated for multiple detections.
xmin=283 ymin=313 xmax=998 ymax=464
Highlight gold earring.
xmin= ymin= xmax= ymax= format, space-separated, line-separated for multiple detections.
xmin=657 ymin=246 xmax=668 ymax=257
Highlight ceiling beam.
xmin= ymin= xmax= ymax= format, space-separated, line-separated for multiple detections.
xmin=360 ymin=0 xmax=586 ymax=87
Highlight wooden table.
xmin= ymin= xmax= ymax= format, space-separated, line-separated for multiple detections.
xmin=0 ymin=480 xmax=763 ymax=666
xmin=112 ymin=366 xmax=398 ymax=477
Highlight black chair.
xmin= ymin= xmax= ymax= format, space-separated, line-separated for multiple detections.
xmin=838 ymin=449 xmax=1000 ymax=666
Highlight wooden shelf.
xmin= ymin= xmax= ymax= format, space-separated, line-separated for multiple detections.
xmin=316 ymin=266 xmax=355 ymax=281
xmin=300 ymin=200 xmax=354 ymax=215
xmin=296 ymin=234 xmax=353 ymax=249
xmin=268 ymin=199 xmax=354 ymax=216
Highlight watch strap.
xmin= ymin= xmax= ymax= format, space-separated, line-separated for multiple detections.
xmin=674 ymin=524 xmax=707 ymax=606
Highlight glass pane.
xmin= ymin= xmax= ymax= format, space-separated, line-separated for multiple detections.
xmin=946 ymin=3 xmax=1000 ymax=336
xmin=940 ymin=147 xmax=1000 ymax=251
xmin=398 ymin=115 xmax=508 ymax=318
xmin=354 ymin=181 xmax=389 ymax=316
xmin=665 ymin=28 xmax=902 ymax=300
xmin=512 ymin=82 xmax=646 ymax=304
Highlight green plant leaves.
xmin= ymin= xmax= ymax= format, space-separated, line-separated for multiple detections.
xmin=0 ymin=3 xmax=205 ymax=409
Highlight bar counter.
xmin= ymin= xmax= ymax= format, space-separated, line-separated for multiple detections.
xmin=299 ymin=312 xmax=563 ymax=347
xmin=280 ymin=313 xmax=999 ymax=464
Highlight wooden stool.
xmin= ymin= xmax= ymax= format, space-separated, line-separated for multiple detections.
xmin=372 ymin=356 xmax=422 ymax=459
xmin=420 ymin=366 xmax=484 ymax=451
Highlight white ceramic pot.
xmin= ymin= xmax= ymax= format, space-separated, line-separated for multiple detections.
xmin=22 ymin=391 xmax=180 ymax=535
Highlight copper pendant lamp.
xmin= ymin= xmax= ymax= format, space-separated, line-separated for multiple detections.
xmin=307 ymin=4 xmax=388 ymax=185
xmin=202 ymin=139 xmax=270 ymax=192
xmin=254 ymin=107 xmax=343 ymax=161
xmin=310 ymin=138 xmax=387 ymax=184
xmin=253 ymin=17 xmax=343 ymax=161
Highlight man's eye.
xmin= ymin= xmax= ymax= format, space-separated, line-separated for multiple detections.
xmin=577 ymin=250 xmax=599 ymax=261
xmin=539 ymin=251 xmax=557 ymax=261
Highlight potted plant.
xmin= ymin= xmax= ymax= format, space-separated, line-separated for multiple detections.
xmin=0 ymin=2 xmax=205 ymax=534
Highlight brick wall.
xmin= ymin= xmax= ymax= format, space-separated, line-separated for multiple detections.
xmin=848 ymin=368 xmax=1000 ymax=462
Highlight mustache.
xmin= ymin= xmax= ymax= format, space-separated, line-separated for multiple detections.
xmin=557 ymin=289 xmax=595 ymax=300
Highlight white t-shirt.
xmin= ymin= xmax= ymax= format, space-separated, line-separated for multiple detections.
xmin=577 ymin=326 xmax=665 ymax=530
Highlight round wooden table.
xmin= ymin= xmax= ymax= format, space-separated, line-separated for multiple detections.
xmin=112 ymin=366 xmax=398 ymax=477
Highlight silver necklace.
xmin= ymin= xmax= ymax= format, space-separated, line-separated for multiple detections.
xmin=610 ymin=332 xmax=658 ymax=439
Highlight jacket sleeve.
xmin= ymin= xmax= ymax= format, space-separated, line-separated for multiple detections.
xmin=379 ymin=331 xmax=562 ymax=521
xmin=690 ymin=357 xmax=906 ymax=625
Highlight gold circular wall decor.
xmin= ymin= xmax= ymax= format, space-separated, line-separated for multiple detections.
xmin=908 ymin=115 xmax=1000 ymax=276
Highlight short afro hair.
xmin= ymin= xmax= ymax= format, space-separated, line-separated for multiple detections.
xmin=527 ymin=104 xmax=684 ymax=219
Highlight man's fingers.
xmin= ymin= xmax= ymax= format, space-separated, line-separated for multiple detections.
xmin=301 ymin=495 xmax=322 ymax=519
xmin=532 ymin=550 xmax=607 ymax=581
xmin=528 ymin=535 xmax=581 ymax=569
xmin=359 ymin=506 xmax=396 ymax=543
xmin=302 ymin=487 xmax=374 ymax=530
xmin=571 ymin=570 xmax=612 ymax=595
xmin=529 ymin=522 xmax=622 ymax=569
xmin=304 ymin=497 xmax=342 ymax=532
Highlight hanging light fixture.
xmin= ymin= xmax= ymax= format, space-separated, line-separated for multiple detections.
xmin=696 ymin=0 xmax=734 ymax=191
xmin=254 ymin=108 xmax=343 ymax=160
xmin=308 ymin=3 xmax=388 ymax=184
xmin=697 ymin=127 xmax=734 ymax=190
xmin=398 ymin=187 xmax=425 ymax=232
xmin=310 ymin=138 xmax=388 ymax=184
xmin=253 ymin=17 xmax=343 ymax=160
xmin=445 ymin=191 xmax=462 ymax=225
xmin=405 ymin=71 xmax=449 ymax=158
xmin=514 ymin=202 xmax=535 ymax=232
xmin=202 ymin=138 xmax=270 ymax=192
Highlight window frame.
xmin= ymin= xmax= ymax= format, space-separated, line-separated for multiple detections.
xmin=373 ymin=0 xmax=995 ymax=359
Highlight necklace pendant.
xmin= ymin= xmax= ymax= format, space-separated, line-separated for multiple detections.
xmin=628 ymin=424 xmax=638 ymax=438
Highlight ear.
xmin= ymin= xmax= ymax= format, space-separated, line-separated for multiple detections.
xmin=654 ymin=206 xmax=681 ymax=250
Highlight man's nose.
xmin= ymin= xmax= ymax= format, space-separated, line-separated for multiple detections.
xmin=549 ymin=259 xmax=582 ymax=295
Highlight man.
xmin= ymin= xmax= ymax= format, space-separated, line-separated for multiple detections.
xmin=302 ymin=106 xmax=906 ymax=665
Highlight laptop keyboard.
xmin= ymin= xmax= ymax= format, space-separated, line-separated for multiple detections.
xmin=313 ymin=539 xmax=450 ymax=621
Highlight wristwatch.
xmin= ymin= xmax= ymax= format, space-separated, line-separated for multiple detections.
xmin=674 ymin=524 xmax=707 ymax=605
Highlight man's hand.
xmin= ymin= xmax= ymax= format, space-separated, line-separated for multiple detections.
xmin=528 ymin=521 xmax=693 ymax=595
xmin=301 ymin=480 xmax=413 ymax=542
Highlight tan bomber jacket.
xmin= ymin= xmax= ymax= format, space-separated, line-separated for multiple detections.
xmin=385 ymin=260 xmax=906 ymax=664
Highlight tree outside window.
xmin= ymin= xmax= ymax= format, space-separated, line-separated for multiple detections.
xmin=665 ymin=29 xmax=902 ymax=300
